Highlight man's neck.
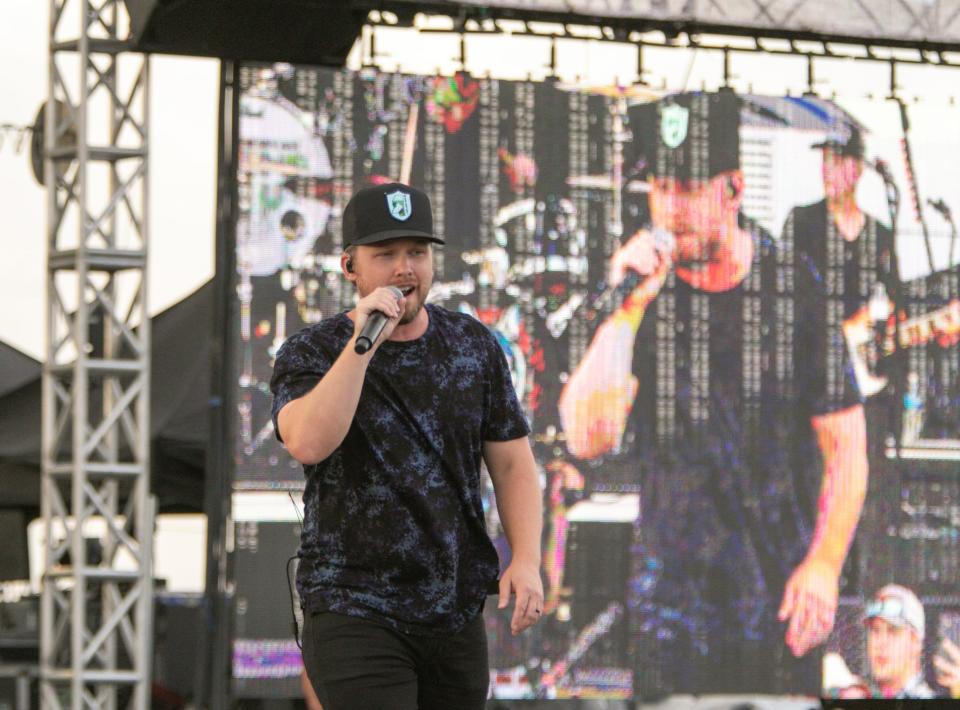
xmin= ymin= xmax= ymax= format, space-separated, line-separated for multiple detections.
xmin=388 ymin=306 xmax=430 ymax=342
xmin=827 ymin=193 xmax=865 ymax=242
xmin=877 ymin=667 xmax=922 ymax=698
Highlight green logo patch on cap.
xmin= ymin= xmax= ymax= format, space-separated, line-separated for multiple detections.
xmin=386 ymin=190 xmax=412 ymax=221
xmin=660 ymin=103 xmax=690 ymax=149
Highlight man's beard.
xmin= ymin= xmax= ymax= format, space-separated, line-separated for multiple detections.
xmin=399 ymin=300 xmax=422 ymax=324
xmin=399 ymin=284 xmax=427 ymax=324
xmin=354 ymin=275 xmax=431 ymax=324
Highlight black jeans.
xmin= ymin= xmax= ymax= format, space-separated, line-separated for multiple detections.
xmin=301 ymin=611 xmax=489 ymax=710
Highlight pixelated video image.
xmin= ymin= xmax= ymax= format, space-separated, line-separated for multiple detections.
xmin=230 ymin=64 xmax=960 ymax=700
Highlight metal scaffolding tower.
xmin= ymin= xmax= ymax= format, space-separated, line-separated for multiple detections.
xmin=41 ymin=1 xmax=153 ymax=708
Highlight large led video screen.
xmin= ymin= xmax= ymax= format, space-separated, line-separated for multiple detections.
xmin=230 ymin=63 xmax=960 ymax=700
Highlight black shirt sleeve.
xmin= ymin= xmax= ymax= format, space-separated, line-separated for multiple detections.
xmin=269 ymin=328 xmax=335 ymax=443
xmin=479 ymin=325 xmax=532 ymax=443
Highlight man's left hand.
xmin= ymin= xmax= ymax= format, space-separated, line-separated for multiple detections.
xmin=498 ymin=560 xmax=544 ymax=636
xmin=778 ymin=556 xmax=839 ymax=657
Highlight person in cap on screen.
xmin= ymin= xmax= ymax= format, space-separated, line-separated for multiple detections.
xmin=603 ymin=96 xmax=753 ymax=310
xmin=270 ymin=182 xmax=542 ymax=710
xmin=782 ymin=121 xmax=897 ymax=314
xmin=556 ymin=91 xmax=872 ymax=697
xmin=825 ymin=584 xmax=960 ymax=699
xmin=560 ymin=91 xmax=754 ymax=462
xmin=864 ymin=584 xmax=935 ymax=698
xmin=814 ymin=125 xmax=878 ymax=241
xmin=782 ymin=121 xmax=898 ymax=378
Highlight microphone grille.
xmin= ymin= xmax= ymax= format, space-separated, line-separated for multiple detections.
xmin=650 ymin=228 xmax=676 ymax=255
xmin=386 ymin=285 xmax=404 ymax=300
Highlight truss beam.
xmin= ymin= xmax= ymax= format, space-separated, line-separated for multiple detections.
xmin=42 ymin=2 xmax=153 ymax=709
xmin=367 ymin=1 xmax=960 ymax=57
xmin=368 ymin=1 xmax=960 ymax=52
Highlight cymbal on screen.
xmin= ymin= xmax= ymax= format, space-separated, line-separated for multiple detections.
xmin=555 ymin=81 xmax=663 ymax=101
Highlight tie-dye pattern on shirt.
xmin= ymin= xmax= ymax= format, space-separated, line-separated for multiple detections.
xmin=271 ymin=304 xmax=530 ymax=635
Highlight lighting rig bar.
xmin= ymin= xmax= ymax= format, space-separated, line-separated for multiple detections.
xmin=363 ymin=2 xmax=960 ymax=68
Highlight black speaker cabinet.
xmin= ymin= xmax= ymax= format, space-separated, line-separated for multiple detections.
xmin=123 ymin=0 xmax=367 ymax=66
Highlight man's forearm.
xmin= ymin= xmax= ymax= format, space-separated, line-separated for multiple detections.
xmin=486 ymin=441 xmax=543 ymax=564
xmin=496 ymin=473 xmax=542 ymax=564
xmin=612 ymin=264 xmax=670 ymax=332
xmin=278 ymin=336 xmax=372 ymax=464
xmin=807 ymin=404 xmax=869 ymax=571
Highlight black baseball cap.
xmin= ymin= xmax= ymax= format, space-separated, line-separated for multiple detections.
xmin=626 ymin=90 xmax=741 ymax=183
xmin=341 ymin=183 xmax=444 ymax=248
xmin=811 ymin=124 xmax=865 ymax=159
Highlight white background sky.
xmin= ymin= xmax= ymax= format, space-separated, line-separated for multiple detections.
xmin=3 ymin=3 xmax=960 ymax=359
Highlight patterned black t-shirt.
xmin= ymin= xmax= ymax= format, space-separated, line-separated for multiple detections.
xmin=270 ymin=304 xmax=531 ymax=635
xmin=614 ymin=221 xmax=826 ymax=696
xmin=625 ymin=222 xmax=823 ymax=613
xmin=621 ymin=211 xmax=896 ymax=695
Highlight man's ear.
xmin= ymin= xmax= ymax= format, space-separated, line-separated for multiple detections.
xmin=341 ymin=252 xmax=356 ymax=281
xmin=723 ymin=170 xmax=746 ymax=211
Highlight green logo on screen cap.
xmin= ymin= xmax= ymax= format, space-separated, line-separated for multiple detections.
xmin=386 ymin=190 xmax=412 ymax=221
xmin=660 ymin=103 xmax=690 ymax=149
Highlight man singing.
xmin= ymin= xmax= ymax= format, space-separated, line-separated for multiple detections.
xmin=271 ymin=183 xmax=543 ymax=709
xmin=557 ymin=91 xmax=866 ymax=697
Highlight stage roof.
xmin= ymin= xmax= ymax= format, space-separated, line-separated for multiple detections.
xmin=391 ymin=0 xmax=960 ymax=48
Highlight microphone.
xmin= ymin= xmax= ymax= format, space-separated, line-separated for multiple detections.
xmin=354 ymin=285 xmax=403 ymax=354
xmin=873 ymin=158 xmax=892 ymax=181
xmin=873 ymin=158 xmax=900 ymax=210
xmin=928 ymin=197 xmax=952 ymax=220
xmin=587 ymin=228 xmax=675 ymax=314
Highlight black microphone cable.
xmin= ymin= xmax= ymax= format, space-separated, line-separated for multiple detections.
xmin=287 ymin=491 xmax=305 ymax=649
